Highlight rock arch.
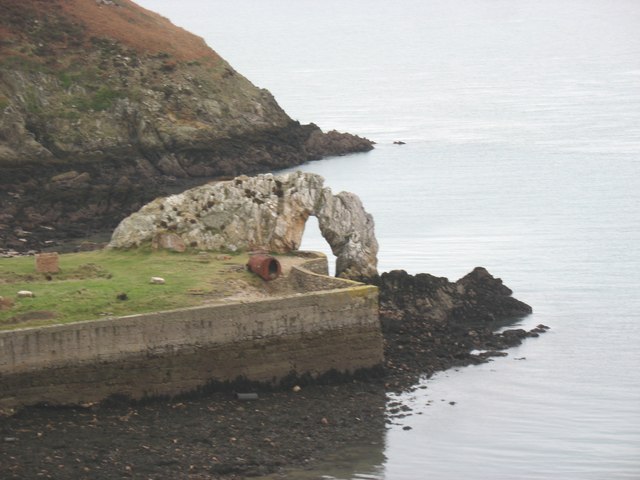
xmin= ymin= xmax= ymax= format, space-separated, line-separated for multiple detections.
xmin=108 ymin=172 xmax=379 ymax=279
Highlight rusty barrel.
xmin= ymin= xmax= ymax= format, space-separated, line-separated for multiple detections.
xmin=246 ymin=254 xmax=282 ymax=281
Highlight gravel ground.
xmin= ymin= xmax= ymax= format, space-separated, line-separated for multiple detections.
xmin=0 ymin=382 xmax=386 ymax=480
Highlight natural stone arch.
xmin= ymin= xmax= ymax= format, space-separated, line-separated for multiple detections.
xmin=108 ymin=172 xmax=379 ymax=279
xmin=316 ymin=191 xmax=378 ymax=279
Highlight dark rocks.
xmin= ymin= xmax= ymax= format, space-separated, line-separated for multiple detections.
xmin=453 ymin=267 xmax=533 ymax=322
xmin=304 ymin=128 xmax=374 ymax=158
xmin=374 ymin=267 xmax=532 ymax=324
xmin=0 ymin=122 xmax=374 ymax=254
xmin=372 ymin=268 xmax=546 ymax=390
xmin=0 ymin=382 xmax=387 ymax=479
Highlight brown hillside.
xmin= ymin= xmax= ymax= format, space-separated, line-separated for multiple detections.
xmin=0 ymin=0 xmax=219 ymax=63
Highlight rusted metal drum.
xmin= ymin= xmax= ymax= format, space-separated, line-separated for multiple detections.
xmin=246 ymin=254 xmax=282 ymax=281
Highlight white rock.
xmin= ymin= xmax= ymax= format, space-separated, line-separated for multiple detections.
xmin=109 ymin=172 xmax=378 ymax=279
xmin=17 ymin=290 xmax=35 ymax=298
xmin=150 ymin=277 xmax=165 ymax=285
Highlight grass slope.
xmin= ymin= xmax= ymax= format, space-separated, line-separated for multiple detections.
xmin=0 ymin=249 xmax=262 ymax=331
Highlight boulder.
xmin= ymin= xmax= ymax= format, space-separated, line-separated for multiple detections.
xmin=108 ymin=172 xmax=378 ymax=279
xmin=374 ymin=267 xmax=532 ymax=324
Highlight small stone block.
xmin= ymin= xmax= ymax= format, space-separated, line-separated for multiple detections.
xmin=35 ymin=252 xmax=59 ymax=273
xmin=0 ymin=296 xmax=15 ymax=310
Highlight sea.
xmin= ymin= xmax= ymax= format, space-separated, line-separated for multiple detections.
xmin=136 ymin=1 xmax=640 ymax=478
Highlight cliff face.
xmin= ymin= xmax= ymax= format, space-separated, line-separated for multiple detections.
xmin=0 ymin=0 xmax=373 ymax=251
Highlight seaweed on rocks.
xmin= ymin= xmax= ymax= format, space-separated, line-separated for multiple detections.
xmin=372 ymin=268 xmax=547 ymax=391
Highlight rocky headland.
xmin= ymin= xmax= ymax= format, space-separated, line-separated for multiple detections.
xmin=0 ymin=0 xmax=373 ymax=253
xmin=374 ymin=267 xmax=547 ymax=391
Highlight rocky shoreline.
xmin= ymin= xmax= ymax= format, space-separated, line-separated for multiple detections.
xmin=0 ymin=123 xmax=373 ymax=255
xmin=0 ymin=0 xmax=374 ymax=254
xmin=0 ymin=267 xmax=547 ymax=479
xmin=374 ymin=268 xmax=547 ymax=392
xmin=0 ymin=5 xmax=547 ymax=476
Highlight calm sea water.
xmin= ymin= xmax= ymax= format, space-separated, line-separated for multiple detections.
xmin=139 ymin=1 xmax=640 ymax=478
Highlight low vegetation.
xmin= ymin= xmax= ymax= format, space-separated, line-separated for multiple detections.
xmin=0 ymin=249 xmax=265 ymax=331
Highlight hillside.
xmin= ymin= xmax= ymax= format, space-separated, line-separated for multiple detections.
xmin=0 ymin=0 xmax=373 ymax=252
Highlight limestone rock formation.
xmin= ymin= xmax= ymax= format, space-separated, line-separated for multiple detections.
xmin=108 ymin=172 xmax=379 ymax=279
xmin=0 ymin=0 xmax=373 ymax=252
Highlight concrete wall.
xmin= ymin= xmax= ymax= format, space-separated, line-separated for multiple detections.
xmin=291 ymin=253 xmax=331 ymax=276
xmin=287 ymin=251 xmax=365 ymax=291
xmin=289 ymin=264 xmax=363 ymax=291
xmin=0 ymin=259 xmax=382 ymax=409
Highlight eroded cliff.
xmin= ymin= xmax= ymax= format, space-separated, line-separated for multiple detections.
xmin=0 ymin=0 xmax=373 ymax=251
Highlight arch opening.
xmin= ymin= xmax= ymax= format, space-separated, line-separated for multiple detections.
xmin=300 ymin=215 xmax=336 ymax=276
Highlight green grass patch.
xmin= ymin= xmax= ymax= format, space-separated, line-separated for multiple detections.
xmin=58 ymin=72 xmax=75 ymax=89
xmin=0 ymin=249 xmax=261 ymax=331
xmin=89 ymin=86 xmax=123 ymax=111
xmin=0 ymin=56 xmax=49 ymax=74
xmin=67 ymin=86 xmax=123 ymax=112
xmin=24 ymin=88 xmax=42 ymax=114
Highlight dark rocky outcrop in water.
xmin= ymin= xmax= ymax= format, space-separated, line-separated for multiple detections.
xmin=372 ymin=268 xmax=547 ymax=389
xmin=0 ymin=0 xmax=373 ymax=252
xmin=376 ymin=267 xmax=533 ymax=323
